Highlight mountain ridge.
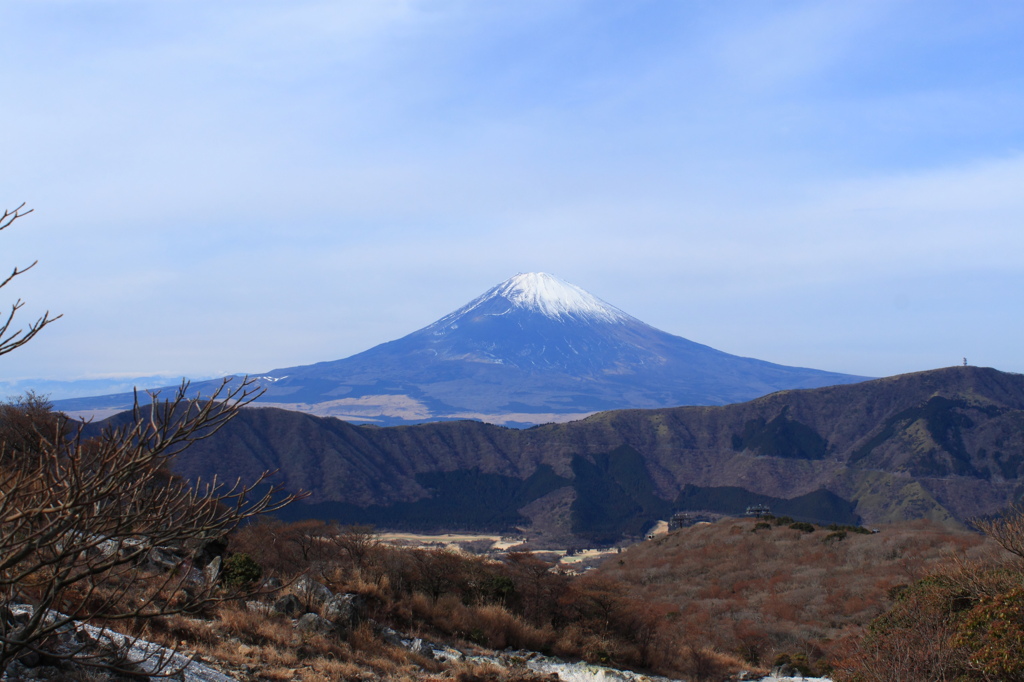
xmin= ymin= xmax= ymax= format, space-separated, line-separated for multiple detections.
xmin=128 ymin=365 xmax=1024 ymax=544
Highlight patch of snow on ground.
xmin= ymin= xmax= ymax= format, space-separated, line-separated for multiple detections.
xmin=7 ymin=605 xmax=235 ymax=682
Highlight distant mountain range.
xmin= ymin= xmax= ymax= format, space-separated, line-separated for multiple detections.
xmin=56 ymin=273 xmax=867 ymax=426
xmin=0 ymin=375 xmax=209 ymax=401
xmin=115 ymin=365 xmax=1024 ymax=546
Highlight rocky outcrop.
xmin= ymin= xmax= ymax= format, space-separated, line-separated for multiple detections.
xmin=293 ymin=575 xmax=333 ymax=610
xmin=266 ymin=576 xmax=367 ymax=636
xmin=272 ymin=594 xmax=303 ymax=617
xmin=295 ymin=612 xmax=335 ymax=636
xmin=323 ymin=593 xmax=365 ymax=631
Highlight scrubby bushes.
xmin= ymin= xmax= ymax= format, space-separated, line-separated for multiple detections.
xmin=849 ymin=569 xmax=1024 ymax=681
xmin=828 ymin=523 xmax=873 ymax=535
xmin=596 ymin=517 xmax=990 ymax=677
xmin=226 ymin=519 xmax=735 ymax=678
xmin=955 ymin=586 xmax=1024 ymax=679
xmin=221 ymin=552 xmax=262 ymax=588
xmin=824 ymin=530 xmax=847 ymax=543
xmin=0 ymin=382 xmax=299 ymax=675
xmin=832 ymin=507 xmax=1024 ymax=681
xmin=147 ymin=513 xmax=1013 ymax=681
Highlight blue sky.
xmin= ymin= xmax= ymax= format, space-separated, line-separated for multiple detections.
xmin=2 ymin=0 xmax=1024 ymax=387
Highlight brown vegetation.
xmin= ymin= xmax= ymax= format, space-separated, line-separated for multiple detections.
xmin=19 ymin=508 xmax=988 ymax=681
xmin=3 ymin=438 xmax=1001 ymax=682
xmin=142 ymin=605 xmax=453 ymax=682
xmin=832 ymin=506 xmax=1024 ymax=681
xmin=0 ymin=384 xmax=300 ymax=674
xmin=224 ymin=519 xmax=762 ymax=680
xmin=592 ymin=516 xmax=994 ymax=677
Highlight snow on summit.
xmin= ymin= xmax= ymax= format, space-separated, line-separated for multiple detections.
xmin=466 ymin=273 xmax=632 ymax=323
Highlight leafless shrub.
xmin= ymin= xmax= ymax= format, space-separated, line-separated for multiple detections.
xmin=0 ymin=378 xmax=304 ymax=673
xmin=332 ymin=524 xmax=380 ymax=569
xmin=0 ymin=205 xmax=60 ymax=358
xmin=0 ymin=223 xmax=307 ymax=674
xmin=972 ymin=503 xmax=1024 ymax=561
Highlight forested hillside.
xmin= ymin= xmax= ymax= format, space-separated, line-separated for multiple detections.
xmin=137 ymin=366 xmax=1024 ymax=544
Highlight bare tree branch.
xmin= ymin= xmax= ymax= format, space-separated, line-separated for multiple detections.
xmin=971 ymin=503 xmax=1024 ymax=561
xmin=0 ymin=207 xmax=305 ymax=673
xmin=0 ymin=204 xmax=60 ymax=356
xmin=0 ymin=379 xmax=306 ymax=672
xmin=0 ymin=203 xmax=33 ymax=231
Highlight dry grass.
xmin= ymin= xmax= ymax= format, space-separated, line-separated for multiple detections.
xmin=406 ymin=594 xmax=555 ymax=652
xmin=109 ymin=516 xmax=992 ymax=680
xmin=137 ymin=604 xmax=443 ymax=682
xmin=439 ymin=660 xmax=561 ymax=682
xmin=225 ymin=519 xmax=774 ymax=679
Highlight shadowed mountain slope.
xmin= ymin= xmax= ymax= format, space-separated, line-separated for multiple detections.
xmin=144 ymin=365 xmax=1024 ymax=544
xmin=57 ymin=273 xmax=866 ymax=426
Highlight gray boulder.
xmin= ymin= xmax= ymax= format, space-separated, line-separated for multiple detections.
xmin=322 ymin=593 xmax=365 ymax=630
xmin=203 ymin=555 xmax=222 ymax=585
xmin=294 ymin=575 xmax=333 ymax=607
xmin=377 ymin=625 xmax=405 ymax=647
xmin=146 ymin=546 xmax=180 ymax=571
xmin=409 ymin=637 xmax=435 ymax=659
xmin=772 ymin=664 xmax=798 ymax=678
xmin=184 ymin=566 xmax=205 ymax=586
xmin=272 ymin=594 xmax=303 ymax=617
xmin=296 ymin=613 xmax=335 ymax=636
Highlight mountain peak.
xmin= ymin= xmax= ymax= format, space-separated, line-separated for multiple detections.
xmin=462 ymin=272 xmax=632 ymax=324
xmin=54 ymin=272 xmax=869 ymax=427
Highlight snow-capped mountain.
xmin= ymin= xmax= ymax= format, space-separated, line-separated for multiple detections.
xmin=449 ymin=272 xmax=633 ymax=324
xmin=55 ymin=273 xmax=868 ymax=425
xmin=393 ymin=272 xmax=651 ymax=374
